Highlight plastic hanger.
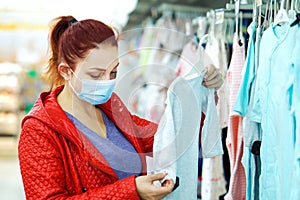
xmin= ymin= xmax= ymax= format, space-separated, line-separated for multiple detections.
xmin=235 ymin=0 xmax=240 ymax=34
xmin=274 ymin=0 xmax=290 ymax=25
xmin=199 ymin=10 xmax=218 ymax=47
xmin=296 ymin=0 xmax=300 ymax=12
xmin=252 ymin=0 xmax=258 ymax=23
xmin=262 ymin=0 xmax=270 ymax=28
xmin=290 ymin=0 xmax=300 ymax=27
xmin=289 ymin=0 xmax=297 ymax=19
xmin=225 ymin=18 xmax=235 ymax=43
xmin=290 ymin=13 xmax=300 ymax=26
xmin=269 ymin=1 xmax=273 ymax=23
xmin=239 ymin=12 xmax=245 ymax=45
xmin=274 ymin=0 xmax=278 ymax=22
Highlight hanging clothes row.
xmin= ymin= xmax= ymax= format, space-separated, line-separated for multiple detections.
xmin=234 ymin=0 xmax=300 ymax=200
xmin=118 ymin=1 xmax=300 ymax=199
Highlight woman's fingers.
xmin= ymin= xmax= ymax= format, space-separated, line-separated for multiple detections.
xmin=135 ymin=174 xmax=174 ymax=200
xmin=203 ymin=64 xmax=224 ymax=90
xmin=148 ymin=173 xmax=167 ymax=182
xmin=205 ymin=64 xmax=219 ymax=81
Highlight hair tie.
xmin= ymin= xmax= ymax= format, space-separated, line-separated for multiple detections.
xmin=68 ymin=18 xmax=78 ymax=27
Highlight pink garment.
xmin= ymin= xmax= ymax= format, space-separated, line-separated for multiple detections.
xmin=201 ymin=155 xmax=227 ymax=199
xmin=227 ymin=34 xmax=245 ymax=116
xmin=225 ymin=34 xmax=246 ymax=200
xmin=225 ymin=116 xmax=246 ymax=200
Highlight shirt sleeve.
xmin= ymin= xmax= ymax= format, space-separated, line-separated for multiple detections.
xmin=201 ymin=88 xmax=224 ymax=158
xmin=131 ymin=114 xmax=157 ymax=154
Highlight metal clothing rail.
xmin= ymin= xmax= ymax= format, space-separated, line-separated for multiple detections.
xmin=156 ymin=3 xmax=209 ymax=16
xmin=226 ymin=2 xmax=267 ymax=10
xmin=215 ymin=8 xmax=254 ymax=19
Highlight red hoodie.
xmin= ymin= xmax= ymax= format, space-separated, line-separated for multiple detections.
xmin=18 ymin=85 xmax=157 ymax=200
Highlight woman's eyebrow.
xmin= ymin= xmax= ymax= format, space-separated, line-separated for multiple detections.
xmin=89 ymin=63 xmax=119 ymax=71
xmin=88 ymin=67 xmax=106 ymax=71
xmin=112 ymin=63 xmax=120 ymax=70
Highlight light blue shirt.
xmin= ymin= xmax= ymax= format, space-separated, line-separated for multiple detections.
xmin=234 ymin=21 xmax=257 ymax=118
xmin=151 ymin=67 xmax=223 ymax=200
xmin=250 ymin=21 xmax=299 ymax=199
xmin=291 ymin=29 xmax=300 ymax=200
xmin=234 ymin=21 xmax=263 ymax=200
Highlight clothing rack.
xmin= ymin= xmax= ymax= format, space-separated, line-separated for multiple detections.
xmin=155 ymin=3 xmax=209 ymax=17
xmin=226 ymin=2 xmax=267 ymax=10
xmin=215 ymin=8 xmax=254 ymax=19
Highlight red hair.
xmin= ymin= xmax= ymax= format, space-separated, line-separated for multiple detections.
xmin=44 ymin=15 xmax=117 ymax=89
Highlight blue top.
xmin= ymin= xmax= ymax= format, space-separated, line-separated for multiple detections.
xmin=65 ymin=110 xmax=142 ymax=180
xmin=249 ymin=20 xmax=298 ymax=199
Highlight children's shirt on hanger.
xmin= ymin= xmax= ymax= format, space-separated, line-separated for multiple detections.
xmin=234 ymin=21 xmax=262 ymax=200
xmin=201 ymin=35 xmax=228 ymax=200
xmin=225 ymin=33 xmax=246 ymax=200
xmin=291 ymin=30 xmax=300 ymax=200
xmin=251 ymin=20 xmax=299 ymax=200
xmin=149 ymin=61 xmax=223 ymax=200
xmin=234 ymin=21 xmax=257 ymax=118
xmin=205 ymin=36 xmax=229 ymax=128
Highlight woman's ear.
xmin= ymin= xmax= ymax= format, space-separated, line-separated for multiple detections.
xmin=58 ymin=63 xmax=72 ymax=80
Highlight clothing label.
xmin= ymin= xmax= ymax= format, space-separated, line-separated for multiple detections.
xmin=216 ymin=11 xmax=225 ymax=24
xmin=256 ymin=0 xmax=262 ymax=6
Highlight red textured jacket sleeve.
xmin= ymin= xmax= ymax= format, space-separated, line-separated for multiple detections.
xmin=18 ymin=119 xmax=140 ymax=200
xmin=131 ymin=114 xmax=158 ymax=154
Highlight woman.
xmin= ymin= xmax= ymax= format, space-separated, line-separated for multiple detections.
xmin=18 ymin=15 xmax=223 ymax=200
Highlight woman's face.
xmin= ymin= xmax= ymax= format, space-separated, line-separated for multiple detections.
xmin=74 ymin=44 xmax=119 ymax=81
xmin=70 ymin=44 xmax=119 ymax=91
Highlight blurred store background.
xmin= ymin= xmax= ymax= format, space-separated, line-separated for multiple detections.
xmin=0 ymin=0 xmax=247 ymax=199
xmin=0 ymin=1 xmax=138 ymax=199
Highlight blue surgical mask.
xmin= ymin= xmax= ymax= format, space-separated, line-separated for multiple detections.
xmin=69 ymin=70 xmax=116 ymax=105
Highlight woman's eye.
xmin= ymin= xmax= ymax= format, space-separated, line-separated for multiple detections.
xmin=110 ymin=71 xmax=117 ymax=79
xmin=90 ymin=74 xmax=100 ymax=79
xmin=89 ymin=71 xmax=105 ymax=79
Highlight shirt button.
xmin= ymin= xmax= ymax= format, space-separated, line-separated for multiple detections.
xmin=82 ymin=187 xmax=87 ymax=193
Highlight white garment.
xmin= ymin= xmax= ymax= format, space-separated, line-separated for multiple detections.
xmin=149 ymin=61 xmax=223 ymax=199
xmin=201 ymin=37 xmax=228 ymax=200
xmin=205 ymin=37 xmax=229 ymax=128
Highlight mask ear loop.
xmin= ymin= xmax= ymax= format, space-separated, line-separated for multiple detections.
xmin=68 ymin=68 xmax=82 ymax=95
xmin=69 ymin=68 xmax=85 ymax=82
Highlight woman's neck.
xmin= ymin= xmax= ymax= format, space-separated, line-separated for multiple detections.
xmin=57 ymin=84 xmax=96 ymax=117
xmin=57 ymin=83 xmax=107 ymax=138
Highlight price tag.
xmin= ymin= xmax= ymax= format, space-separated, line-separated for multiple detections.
xmin=216 ymin=11 xmax=225 ymax=24
xmin=256 ymin=0 xmax=263 ymax=6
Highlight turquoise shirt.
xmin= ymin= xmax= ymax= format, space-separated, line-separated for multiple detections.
xmin=234 ymin=21 xmax=263 ymax=200
xmin=251 ymin=21 xmax=299 ymax=199
xmin=291 ymin=29 xmax=300 ymax=200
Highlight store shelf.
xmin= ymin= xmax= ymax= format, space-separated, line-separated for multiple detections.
xmin=0 ymin=136 xmax=18 ymax=157
xmin=0 ymin=62 xmax=22 ymax=137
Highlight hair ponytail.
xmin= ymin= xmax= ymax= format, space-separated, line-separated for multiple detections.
xmin=44 ymin=15 xmax=76 ymax=89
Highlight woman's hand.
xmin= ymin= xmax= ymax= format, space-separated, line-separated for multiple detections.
xmin=135 ymin=173 xmax=174 ymax=200
xmin=202 ymin=64 xmax=224 ymax=90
